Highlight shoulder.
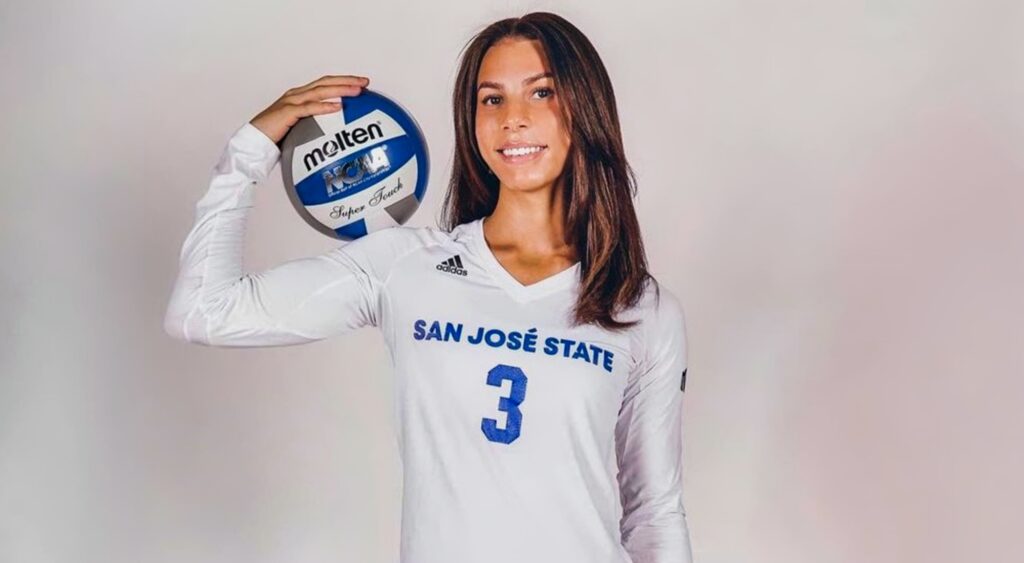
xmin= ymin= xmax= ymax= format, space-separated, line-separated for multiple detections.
xmin=646 ymin=279 xmax=686 ymax=334
xmin=331 ymin=223 xmax=465 ymax=283
xmin=626 ymin=277 xmax=686 ymax=333
xmin=339 ymin=223 xmax=443 ymax=256
xmin=626 ymin=278 xmax=688 ymax=369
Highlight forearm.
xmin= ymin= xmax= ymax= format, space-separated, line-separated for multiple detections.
xmin=621 ymin=499 xmax=693 ymax=563
xmin=163 ymin=123 xmax=281 ymax=344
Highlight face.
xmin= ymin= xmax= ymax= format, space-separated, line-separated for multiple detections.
xmin=474 ymin=37 xmax=572 ymax=194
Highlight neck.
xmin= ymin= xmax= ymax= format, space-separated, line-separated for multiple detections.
xmin=483 ymin=179 xmax=576 ymax=261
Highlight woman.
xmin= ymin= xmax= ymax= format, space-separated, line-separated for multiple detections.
xmin=165 ymin=12 xmax=693 ymax=563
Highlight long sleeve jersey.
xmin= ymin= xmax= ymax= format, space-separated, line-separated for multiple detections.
xmin=163 ymin=121 xmax=694 ymax=563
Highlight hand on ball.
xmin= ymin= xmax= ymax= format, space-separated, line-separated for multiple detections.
xmin=250 ymin=75 xmax=370 ymax=144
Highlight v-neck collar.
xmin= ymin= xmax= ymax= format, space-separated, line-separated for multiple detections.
xmin=469 ymin=217 xmax=580 ymax=303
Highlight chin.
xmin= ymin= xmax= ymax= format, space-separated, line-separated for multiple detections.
xmin=497 ymin=171 xmax=561 ymax=190
xmin=500 ymin=179 xmax=554 ymax=192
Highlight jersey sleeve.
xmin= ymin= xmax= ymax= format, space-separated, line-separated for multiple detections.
xmin=615 ymin=284 xmax=694 ymax=563
xmin=162 ymin=121 xmax=413 ymax=347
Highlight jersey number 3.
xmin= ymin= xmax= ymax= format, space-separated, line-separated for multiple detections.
xmin=481 ymin=363 xmax=527 ymax=444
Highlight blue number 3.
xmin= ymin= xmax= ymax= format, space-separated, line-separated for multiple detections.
xmin=481 ymin=364 xmax=528 ymax=444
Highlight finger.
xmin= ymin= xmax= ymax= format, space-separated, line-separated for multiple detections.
xmin=291 ymin=100 xmax=344 ymax=119
xmin=288 ymin=75 xmax=369 ymax=95
xmin=288 ymin=84 xmax=364 ymax=105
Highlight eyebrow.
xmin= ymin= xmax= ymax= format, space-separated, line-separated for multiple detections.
xmin=477 ymin=71 xmax=553 ymax=92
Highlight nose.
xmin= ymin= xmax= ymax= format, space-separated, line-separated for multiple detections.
xmin=500 ymin=98 xmax=529 ymax=130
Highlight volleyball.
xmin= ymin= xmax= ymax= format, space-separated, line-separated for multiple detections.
xmin=280 ymin=88 xmax=429 ymax=240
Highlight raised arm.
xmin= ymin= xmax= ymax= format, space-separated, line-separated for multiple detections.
xmin=162 ymin=121 xmax=381 ymax=347
xmin=615 ymin=285 xmax=694 ymax=563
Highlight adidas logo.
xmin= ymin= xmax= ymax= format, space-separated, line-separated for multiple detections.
xmin=436 ymin=254 xmax=468 ymax=277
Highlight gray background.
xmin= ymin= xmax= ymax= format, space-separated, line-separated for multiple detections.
xmin=1 ymin=0 xmax=1021 ymax=562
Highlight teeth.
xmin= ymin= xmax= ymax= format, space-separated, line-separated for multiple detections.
xmin=501 ymin=146 xmax=544 ymax=157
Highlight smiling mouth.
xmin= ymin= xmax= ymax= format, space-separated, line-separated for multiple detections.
xmin=497 ymin=145 xmax=548 ymax=162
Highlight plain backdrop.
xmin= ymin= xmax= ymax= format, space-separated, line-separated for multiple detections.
xmin=1 ymin=1 xmax=1021 ymax=562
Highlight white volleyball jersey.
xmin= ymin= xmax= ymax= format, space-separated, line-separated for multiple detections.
xmin=164 ymin=122 xmax=693 ymax=563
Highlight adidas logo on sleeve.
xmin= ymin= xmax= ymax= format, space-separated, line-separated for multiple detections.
xmin=436 ymin=254 xmax=468 ymax=277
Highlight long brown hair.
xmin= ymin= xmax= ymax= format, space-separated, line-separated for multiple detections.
xmin=440 ymin=12 xmax=657 ymax=331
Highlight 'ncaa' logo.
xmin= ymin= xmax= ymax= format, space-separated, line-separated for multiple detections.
xmin=324 ymin=146 xmax=391 ymax=198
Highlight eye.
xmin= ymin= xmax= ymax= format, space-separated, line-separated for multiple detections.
xmin=533 ymin=87 xmax=554 ymax=99
xmin=481 ymin=94 xmax=502 ymax=106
